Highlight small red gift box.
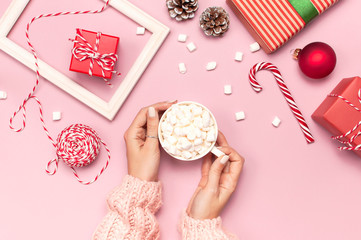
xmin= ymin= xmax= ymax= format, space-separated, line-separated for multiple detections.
xmin=69 ymin=29 xmax=119 ymax=79
xmin=226 ymin=0 xmax=339 ymax=53
xmin=312 ymin=77 xmax=361 ymax=158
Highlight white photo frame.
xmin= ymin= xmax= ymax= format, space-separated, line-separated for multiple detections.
xmin=0 ymin=0 xmax=170 ymax=120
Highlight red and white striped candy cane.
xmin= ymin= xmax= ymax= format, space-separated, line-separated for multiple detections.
xmin=249 ymin=62 xmax=315 ymax=144
xmin=10 ymin=0 xmax=112 ymax=185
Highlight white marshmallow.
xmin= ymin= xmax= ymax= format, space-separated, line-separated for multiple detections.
xmin=187 ymin=130 xmax=196 ymax=141
xmin=224 ymin=85 xmax=232 ymax=95
xmin=52 ymin=111 xmax=62 ymax=121
xmin=195 ymin=128 xmax=202 ymax=138
xmin=187 ymin=42 xmax=197 ymax=52
xmin=179 ymin=63 xmax=186 ymax=74
xmin=179 ymin=118 xmax=190 ymax=126
xmin=168 ymin=145 xmax=177 ymax=155
xmin=235 ymin=51 xmax=243 ymax=61
xmin=174 ymin=127 xmax=184 ymax=137
xmin=206 ymin=61 xmax=217 ymax=71
xmin=179 ymin=137 xmax=192 ymax=150
xmin=272 ymin=116 xmax=281 ymax=127
xmin=201 ymin=131 xmax=207 ymax=140
xmin=169 ymin=115 xmax=177 ymax=125
xmin=250 ymin=42 xmax=260 ymax=52
xmin=202 ymin=111 xmax=211 ymax=128
xmin=194 ymin=138 xmax=203 ymax=146
xmin=136 ymin=27 xmax=145 ymax=35
xmin=182 ymin=151 xmax=192 ymax=159
xmin=235 ymin=111 xmax=245 ymax=121
xmin=191 ymin=106 xmax=203 ymax=116
xmin=167 ymin=136 xmax=178 ymax=145
xmin=0 ymin=90 xmax=7 ymax=100
xmin=206 ymin=131 xmax=216 ymax=142
xmin=193 ymin=117 xmax=203 ymax=128
xmin=162 ymin=140 xmax=170 ymax=150
xmin=178 ymin=34 xmax=187 ymax=42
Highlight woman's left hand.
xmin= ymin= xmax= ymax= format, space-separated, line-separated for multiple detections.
xmin=124 ymin=101 xmax=176 ymax=182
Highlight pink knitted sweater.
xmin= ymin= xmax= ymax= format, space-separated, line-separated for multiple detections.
xmin=93 ymin=175 xmax=235 ymax=240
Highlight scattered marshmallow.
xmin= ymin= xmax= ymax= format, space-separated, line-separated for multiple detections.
xmin=206 ymin=61 xmax=217 ymax=71
xmin=0 ymin=90 xmax=7 ymax=100
xmin=179 ymin=63 xmax=186 ymax=74
xmin=178 ymin=34 xmax=188 ymax=42
xmin=224 ymin=85 xmax=232 ymax=95
xmin=235 ymin=51 xmax=243 ymax=61
xmin=53 ymin=111 xmax=62 ymax=121
xmin=187 ymin=42 xmax=197 ymax=52
xmin=235 ymin=111 xmax=245 ymax=121
xmin=250 ymin=42 xmax=261 ymax=52
xmin=136 ymin=27 xmax=145 ymax=35
xmin=272 ymin=116 xmax=281 ymax=127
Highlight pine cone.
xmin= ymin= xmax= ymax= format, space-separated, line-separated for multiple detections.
xmin=166 ymin=0 xmax=199 ymax=21
xmin=200 ymin=7 xmax=230 ymax=37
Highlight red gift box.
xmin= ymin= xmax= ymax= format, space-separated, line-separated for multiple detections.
xmin=312 ymin=77 xmax=361 ymax=158
xmin=69 ymin=29 xmax=119 ymax=79
xmin=226 ymin=0 xmax=339 ymax=53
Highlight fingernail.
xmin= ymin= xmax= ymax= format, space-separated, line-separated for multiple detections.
xmin=167 ymin=100 xmax=177 ymax=103
xmin=148 ymin=107 xmax=156 ymax=118
xmin=220 ymin=155 xmax=229 ymax=164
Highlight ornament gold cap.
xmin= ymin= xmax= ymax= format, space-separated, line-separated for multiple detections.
xmin=292 ymin=48 xmax=302 ymax=60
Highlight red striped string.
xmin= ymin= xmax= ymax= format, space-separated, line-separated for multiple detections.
xmin=249 ymin=62 xmax=315 ymax=144
xmin=329 ymin=89 xmax=361 ymax=151
xmin=9 ymin=0 xmax=112 ymax=185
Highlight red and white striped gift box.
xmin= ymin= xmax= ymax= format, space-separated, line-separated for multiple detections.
xmin=227 ymin=0 xmax=339 ymax=53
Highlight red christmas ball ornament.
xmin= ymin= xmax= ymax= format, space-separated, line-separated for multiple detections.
xmin=293 ymin=42 xmax=336 ymax=79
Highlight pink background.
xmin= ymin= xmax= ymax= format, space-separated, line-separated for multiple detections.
xmin=1 ymin=0 xmax=360 ymax=239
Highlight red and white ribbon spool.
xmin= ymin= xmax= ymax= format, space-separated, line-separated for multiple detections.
xmin=249 ymin=62 xmax=315 ymax=144
xmin=329 ymin=89 xmax=361 ymax=151
xmin=9 ymin=0 xmax=112 ymax=185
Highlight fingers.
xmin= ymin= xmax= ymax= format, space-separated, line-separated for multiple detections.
xmin=198 ymin=154 xmax=212 ymax=188
xmin=205 ymin=155 xmax=229 ymax=191
xmin=217 ymin=145 xmax=244 ymax=193
xmin=216 ymin=131 xmax=229 ymax=147
xmin=130 ymin=101 xmax=176 ymax=130
xmin=144 ymin=107 xmax=160 ymax=147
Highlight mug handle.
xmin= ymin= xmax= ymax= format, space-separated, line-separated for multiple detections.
xmin=210 ymin=146 xmax=225 ymax=158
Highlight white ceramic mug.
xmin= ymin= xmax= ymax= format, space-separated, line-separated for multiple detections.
xmin=158 ymin=101 xmax=225 ymax=161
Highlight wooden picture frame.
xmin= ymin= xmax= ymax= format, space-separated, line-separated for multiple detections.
xmin=0 ymin=0 xmax=170 ymax=120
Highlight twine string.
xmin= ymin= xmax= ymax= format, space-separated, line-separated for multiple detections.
xmin=9 ymin=0 xmax=112 ymax=185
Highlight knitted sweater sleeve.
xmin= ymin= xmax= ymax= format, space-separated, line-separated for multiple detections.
xmin=179 ymin=211 xmax=238 ymax=240
xmin=92 ymin=175 xmax=162 ymax=240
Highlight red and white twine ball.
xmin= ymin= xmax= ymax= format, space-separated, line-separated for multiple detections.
xmin=46 ymin=124 xmax=111 ymax=185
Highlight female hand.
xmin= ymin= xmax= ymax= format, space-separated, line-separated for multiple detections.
xmin=124 ymin=101 xmax=176 ymax=182
xmin=186 ymin=131 xmax=245 ymax=220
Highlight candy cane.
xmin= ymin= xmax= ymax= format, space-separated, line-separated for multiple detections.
xmin=249 ymin=62 xmax=315 ymax=144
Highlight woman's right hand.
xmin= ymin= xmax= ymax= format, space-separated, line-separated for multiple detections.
xmin=186 ymin=131 xmax=245 ymax=220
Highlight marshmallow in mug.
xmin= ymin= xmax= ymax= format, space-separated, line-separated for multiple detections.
xmin=160 ymin=103 xmax=217 ymax=160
